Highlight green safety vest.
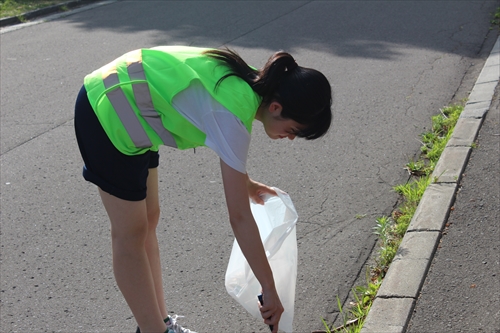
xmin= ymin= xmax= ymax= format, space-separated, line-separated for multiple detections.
xmin=84 ymin=46 xmax=262 ymax=155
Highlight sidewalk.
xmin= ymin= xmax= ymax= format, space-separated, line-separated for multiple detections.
xmin=361 ymin=36 xmax=500 ymax=333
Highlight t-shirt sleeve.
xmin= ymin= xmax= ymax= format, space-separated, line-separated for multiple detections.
xmin=203 ymin=111 xmax=250 ymax=174
xmin=171 ymin=81 xmax=250 ymax=174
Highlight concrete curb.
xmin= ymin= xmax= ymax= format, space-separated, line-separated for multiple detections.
xmin=360 ymin=36 xmax=499 ymax=333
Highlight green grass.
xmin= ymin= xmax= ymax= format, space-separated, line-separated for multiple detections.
xmin=392 ymin=175 xmax=431 ymax=236
xmin=421 ymin=104 xmax=462 ymax=166
xmin=320 ymin=278 xmax=380 ymax=333
xmin=373 ymin=216 xmax=399 ymax=271
xmin=0 ymin=0 xmax=69 ymax=18
xmin=491 ymin=7 xmax=500 ymax=27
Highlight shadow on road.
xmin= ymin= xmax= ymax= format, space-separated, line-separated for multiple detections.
xmin=64 ymin=1 xmax=496 ymax=60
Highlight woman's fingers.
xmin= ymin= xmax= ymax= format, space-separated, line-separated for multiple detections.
xmin=258 ymin=292 xmax=284 ymax=332
xmin=247 ymin=178 xmax=278 ymax=204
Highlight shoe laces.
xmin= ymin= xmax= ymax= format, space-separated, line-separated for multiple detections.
xmin=166 ymin=315 xmax=197 ymax=333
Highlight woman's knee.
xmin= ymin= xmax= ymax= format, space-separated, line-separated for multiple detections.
xmin=147 ymin=206 xmax=161 ymax=229
xmin=111 ymin=220 xmax=149 ymax=247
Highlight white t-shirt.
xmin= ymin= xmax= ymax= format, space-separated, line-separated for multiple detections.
xmin=171 ymin=80 xmax=252 ymax=174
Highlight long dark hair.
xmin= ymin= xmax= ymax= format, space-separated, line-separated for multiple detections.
xmin=203 ymin=48 xmax=332 ymax=140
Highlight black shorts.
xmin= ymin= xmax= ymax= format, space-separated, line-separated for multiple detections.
xmin=74 ymin=86 xmax=159 ymax=201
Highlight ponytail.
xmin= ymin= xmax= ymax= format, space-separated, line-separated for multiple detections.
xmin=203 ymin=49 xmax=298 ymax=104
xmin=252 ymin=51 xmax=298 ymax=104
xmin=203 ymin=48 xmax=332 ymax=139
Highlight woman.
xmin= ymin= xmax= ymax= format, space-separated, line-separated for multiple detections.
xmin=74 ymin=46 xmax=332 ymax=333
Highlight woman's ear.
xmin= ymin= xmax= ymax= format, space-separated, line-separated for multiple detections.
xmin=268 ymin=101 xmax=283 ymax=114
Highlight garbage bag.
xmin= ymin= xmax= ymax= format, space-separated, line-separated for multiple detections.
xmin=225 ymin=188 xmax=298 ymax=333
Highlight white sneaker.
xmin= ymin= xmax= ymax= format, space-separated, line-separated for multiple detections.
xmin=165 ymin=315 xmax=197 ymax=333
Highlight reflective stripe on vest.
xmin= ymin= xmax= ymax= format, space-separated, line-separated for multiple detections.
xmin=101 ymin=53 xmax=178 ymax=148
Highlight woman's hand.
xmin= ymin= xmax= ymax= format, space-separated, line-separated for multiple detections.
xmin=246 ymin=176 xmax=277 ymax=205
xmin=259 ymin=288 xmax=284 ymax=333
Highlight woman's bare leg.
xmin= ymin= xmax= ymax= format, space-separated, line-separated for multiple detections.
xmin=144 ymin=168 xmax=168 ymax=319
xmin=99 ymin=189 xmax=166 ymax=333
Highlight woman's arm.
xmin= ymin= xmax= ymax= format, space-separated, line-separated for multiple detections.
xmin=220 ymin=160 xmax=283 ymax=332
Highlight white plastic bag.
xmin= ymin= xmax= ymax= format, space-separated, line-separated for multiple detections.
xmin=225 ymin=188 xmax=298 ymax=333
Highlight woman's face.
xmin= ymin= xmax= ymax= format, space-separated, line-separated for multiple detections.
xmin=264 ymin=117 xmax=302 ymax=140
xmin=259 ymin=102 xmax=304 ymax=140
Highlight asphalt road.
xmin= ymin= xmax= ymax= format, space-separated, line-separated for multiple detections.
xmin=1 ymin=1 xmax=498 ymax=332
